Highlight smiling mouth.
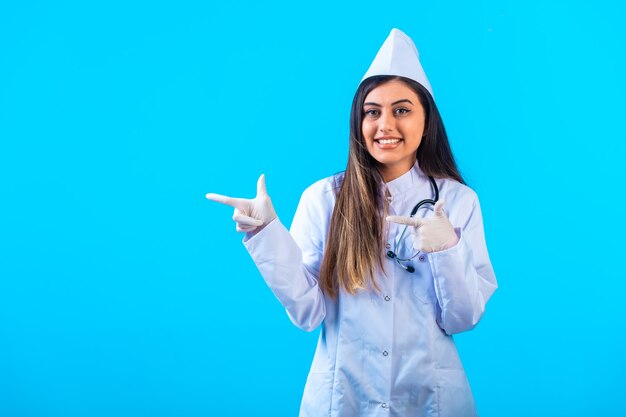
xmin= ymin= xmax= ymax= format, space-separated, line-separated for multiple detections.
xmin=375 ymin=138 xmax=403 ymax=144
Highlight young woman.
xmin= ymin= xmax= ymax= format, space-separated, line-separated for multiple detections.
xmin=207 ymin=29 xmax=497 ymax=417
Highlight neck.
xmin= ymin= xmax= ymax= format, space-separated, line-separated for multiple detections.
xmin=379 ymin=160 xmax=415 ymax=183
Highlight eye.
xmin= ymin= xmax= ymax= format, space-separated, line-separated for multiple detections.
xmin=394 ymin=107 xmax=411 ymax=115
xmin=364 ymin=109 xmax=380 ymax=117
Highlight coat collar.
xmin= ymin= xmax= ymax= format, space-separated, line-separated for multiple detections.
xmin=382 ymin=160 xmax=429 ymax=196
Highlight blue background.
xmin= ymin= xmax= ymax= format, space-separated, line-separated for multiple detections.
xmin=1 ymin=1 xmax=625 ymax=416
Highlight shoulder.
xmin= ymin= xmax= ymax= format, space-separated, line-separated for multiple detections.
xmin=301 ymin=171 xmax=344 ymax=203
xmin=438 ymin=177 xmax=479 ymax=209
xmin=436 ymin=177 xmax=487 ymax=229
xmin=291 ymin=172 xmax=343 ymax=234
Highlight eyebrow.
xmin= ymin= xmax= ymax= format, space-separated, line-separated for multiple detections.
xmin=363 ymin=99 xmax=414 ymax=107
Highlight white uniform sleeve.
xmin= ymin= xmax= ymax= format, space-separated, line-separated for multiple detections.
xmin=428 ymin=193 xmax=498 ymax=335
xmin=242 ymin=186 xmax=327 ymax=332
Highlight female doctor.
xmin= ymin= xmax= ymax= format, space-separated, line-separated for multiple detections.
xmin=206 ymin=28 xmax=497 ymax=417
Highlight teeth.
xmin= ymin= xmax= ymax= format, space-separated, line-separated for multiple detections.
xmin=378 ymin=139 xmax=401 ymax=144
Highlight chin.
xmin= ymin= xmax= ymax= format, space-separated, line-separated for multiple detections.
xmin=372 ymin=154 xmax=401 ymax=165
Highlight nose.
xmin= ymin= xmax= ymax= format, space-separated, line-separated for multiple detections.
xmin=378 ymin=111 xmax=396 ymax=133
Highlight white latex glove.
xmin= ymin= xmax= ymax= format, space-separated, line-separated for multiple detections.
xmin=386 ymin=199 xmax=459 ymax=253
xmin=205 ymin=174 xmax=277 ymax=234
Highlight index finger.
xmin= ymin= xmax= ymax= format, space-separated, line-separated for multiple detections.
xmin=205 ymin=193 xmax=247 ymax=210
xmin=386 ymin=215 xmax=424 ymax=227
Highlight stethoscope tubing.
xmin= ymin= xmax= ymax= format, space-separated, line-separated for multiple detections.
xmin=409 ymin=176 xmax=439 ymax=217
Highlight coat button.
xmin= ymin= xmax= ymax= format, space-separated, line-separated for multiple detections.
xmin=382 ymin=350 xmax=389 ymax=356
xmin=418 ymin=255 xmax=426 ymax=262
xmin=384 ymin=295 xmax=390 ymax=302
xmin=385 ymin=243 xmax=391 ymax=249
xmin=381 ymin=402 xmax=388 ymax=409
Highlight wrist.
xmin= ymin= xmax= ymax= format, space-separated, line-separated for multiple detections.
xmin=249 ymin=216 xmax=277 ymax=238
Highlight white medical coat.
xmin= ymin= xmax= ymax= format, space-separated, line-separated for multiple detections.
xmin=243 ymin=161 xmax=498 ymax=417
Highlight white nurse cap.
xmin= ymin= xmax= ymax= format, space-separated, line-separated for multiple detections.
xmin=361 ymin=28 xmax=434 ymax=98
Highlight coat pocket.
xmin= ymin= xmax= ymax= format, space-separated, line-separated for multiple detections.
xmin=435 ymin=369 xmax=477 ymax=417
xmin=411 ymin=257 xmax=436 ymax=304
xmin=300 ymin=371 xmax=334 ymax=417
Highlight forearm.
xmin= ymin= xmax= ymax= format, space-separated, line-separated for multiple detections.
xmin=243 ymin=217 xmax=326 ymax=331
xmin=428 ymin=228 xmax=497 ymax=335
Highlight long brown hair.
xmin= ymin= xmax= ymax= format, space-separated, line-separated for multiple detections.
xmin=318 ymin=75 xmax=465 ymax=299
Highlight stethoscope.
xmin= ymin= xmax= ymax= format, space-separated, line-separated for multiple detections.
xmin=385 ymin=176 xmax=439 ymax=273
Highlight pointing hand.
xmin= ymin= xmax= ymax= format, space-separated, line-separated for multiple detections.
xmin=386 ymin=199 xmax=459 ymax=253
xmin=206 ymin=174 xmax=277 ymax=234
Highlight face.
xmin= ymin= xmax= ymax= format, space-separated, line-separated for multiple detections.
xmin=362 ymin=79 xmax=426 ymax=182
